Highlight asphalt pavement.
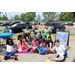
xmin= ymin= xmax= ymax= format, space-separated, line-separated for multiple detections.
xmin=0 ymin=37 xmax=75 ymax=62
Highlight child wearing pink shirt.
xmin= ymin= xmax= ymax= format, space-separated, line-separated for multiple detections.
xmin=30 ymin=37 xmax=39 ymax=53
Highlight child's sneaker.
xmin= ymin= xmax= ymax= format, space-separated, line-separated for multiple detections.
xmin=14 ymin=56 xmax=17 ymax=60
xmin=4 ymin=57 xmax=8 ymax=60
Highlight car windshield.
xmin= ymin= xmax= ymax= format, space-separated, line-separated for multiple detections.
xmin=3 ymin=22 xmax=8 ymax=24
xmin=11 ymin=24 xmax=17 ymax=27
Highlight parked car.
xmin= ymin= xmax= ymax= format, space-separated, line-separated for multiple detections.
xmin=31 ymin=21 xmax=40 ymax=25
xmin=23 ymin=22 xmax=31 ymax=25
xmin=0 ymin=22 xmax=3 ymax=26
xmin=0 ymin=22 xmax=9 ymax=26
xmin=46 ymin=22 xmax=66 ymax=33
xmin=9 ymin=21 xmax=21 ymax=26
xmin=65 ymin=22 xmax=68 ymax=25
xmin=40 ymin=22 xmax=46 ymax=25
xmin=67 ymin=21 xmax=73 ymax=26
xmin=9 ymin=23 xmax=32 ymax=33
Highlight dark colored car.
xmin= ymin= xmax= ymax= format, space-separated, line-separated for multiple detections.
xmin=46 ymin=22 xmax=66 ymax=33
xmin=9 ymin=21 xmax=21 ymax=26
xmin=67 ymin=21 xmax=73 ymax=26
xmin=0 ymin=22 xmax=3 ymax=26
xmin=9 ymin=23 xmax=32 ymax=33
xmin=1 ymin=22 xmax=9 ymax=26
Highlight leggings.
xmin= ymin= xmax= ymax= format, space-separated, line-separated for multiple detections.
xmin=49 ymin=54 xmax=64 ymax=61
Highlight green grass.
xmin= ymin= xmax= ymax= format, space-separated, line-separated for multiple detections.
xmin=14 ymin=33 xmax=75 ymax=38
xmin=70 ymin=34 xmax=75 ymax=36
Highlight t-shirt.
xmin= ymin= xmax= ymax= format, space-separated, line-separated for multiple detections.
xmin=35 ymin=29 xmax=41 ymax=35
xmin=6 ymin=44 xmax=13 ymax=52
xmin=32 ymin=41 xmax=38 ymax=49
xmin=54 ymin=45 xmax=66 ymax=56
xmin=40 ymin=43 xmax=45 ymax=47
xmin=4 ymin=28 xmax=10 ymax=33
xmin=37 ymin=37 xmax=42 ymax=44
xmin=46 ymin=40 xmax=53 ymax=47
xmin=43 ymin=28 xmax=49 ymax=36
xmin=24 ymin=29 xmax=30 ymax=35
xmin=28 ymin=38 xmax=33 ymax=43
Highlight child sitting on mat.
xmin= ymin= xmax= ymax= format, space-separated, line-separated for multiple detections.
xmin=4 ymin=38 xmax=17 ymax=60
xmin=16 ymin=35 xmax=28 ymax=52
xmin=38 ymin=40 xmax=46 ymax=54
xmin=30 ymin=37 xmax=39 ymax=53
xmin=22 ymin=35 xmax=26 ymax=44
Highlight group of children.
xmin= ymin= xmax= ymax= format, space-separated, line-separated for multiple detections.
xmin=4 ymin=26 xmax=69 ymax=62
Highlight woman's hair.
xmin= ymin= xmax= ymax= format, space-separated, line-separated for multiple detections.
xmin=6 ymin=38 xmax=14 ymax=45
xmin=18 ymin=35 xmax=22 ymax=40
xmin=54 ymin=40 xmax=60 ymax=43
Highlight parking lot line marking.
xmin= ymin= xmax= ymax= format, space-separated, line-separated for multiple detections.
xmin=45 ymin=59 xmax=50 ymax=62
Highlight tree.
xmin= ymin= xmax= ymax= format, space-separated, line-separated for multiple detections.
xmin=58 ymin=12 xmax=66 ymax=21
xmin=26 ymin=15 xmax=33 ymax=22
xmin=25 ymin=12 xmax=36 ymax=21
xmin=58 ymin=12 xmax=75 ymax=22
xmin=14 ymin=15 xmax=20 ymax=20
xmin=20 ymin=13 xmax=26 ymax=21
xmin=36 ymin=14 xmax=41 ymax=21
xmin=0 ymin=16 xmax=2 ymax=20
xmin=1 ymin=15 xmax=8 ymax=20
xmin=20 ymin=12 xmax=36 ymax=22
xmin=63 ymin=12 xmax=75 ymax=21
xmin=43 ymin=12 xmax=58 ymax=22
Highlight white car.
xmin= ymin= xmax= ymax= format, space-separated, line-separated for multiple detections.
xmin=65 ymin=22 xmax=68 ymax=25
xmin=40 ymin=22 xmax=46 ymax=25
xmin=31 ymin=21 xmax=40 ymax=25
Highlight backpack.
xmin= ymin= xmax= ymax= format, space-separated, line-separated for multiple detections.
xmin=38 ymin=47 xmax=46 ymax=54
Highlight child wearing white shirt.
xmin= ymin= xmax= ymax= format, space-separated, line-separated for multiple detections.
xmin=48 ymin=40 xmax=69 ymax=61
xmin=4 ymin=38 xmax=17 ymax=60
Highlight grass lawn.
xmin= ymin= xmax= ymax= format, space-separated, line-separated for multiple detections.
xmin=12 ymin=33 xmax=75 ymax=38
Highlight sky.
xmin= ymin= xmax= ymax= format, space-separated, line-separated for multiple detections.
xmin=0 ymin=12 xmax=43 ymax=20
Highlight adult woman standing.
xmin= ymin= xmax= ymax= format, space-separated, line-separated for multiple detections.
xmin=23 ymin=26 xmax=31 ymax=41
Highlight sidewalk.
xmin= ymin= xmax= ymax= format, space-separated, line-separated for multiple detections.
xmin=0 ymin=38 xmax=75 ymax=62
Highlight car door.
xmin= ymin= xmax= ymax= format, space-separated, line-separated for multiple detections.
xmin=21 ymin=24 xmax=26 ymax=29
xmin=16 ymin=24 xmax=22 ymax=32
